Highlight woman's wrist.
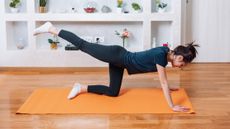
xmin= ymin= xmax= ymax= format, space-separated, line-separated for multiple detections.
xmin=170 ymin=104 xmax=174 ymax=108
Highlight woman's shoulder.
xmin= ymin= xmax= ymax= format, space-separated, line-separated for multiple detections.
xmin=156 ymin=46 xmax=169 ymax=51
xmin=134 ymin=46 xmax=169 ymax=55
xmin=150 ymin=46 xmax=170 ymax=54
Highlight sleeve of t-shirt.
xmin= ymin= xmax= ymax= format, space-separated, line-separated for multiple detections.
xmin=154 ymin=52 xmax=167 ymax=67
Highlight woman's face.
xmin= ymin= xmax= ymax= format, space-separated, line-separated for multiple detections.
xmin=171 ymin=55 xmax=186 ymax=68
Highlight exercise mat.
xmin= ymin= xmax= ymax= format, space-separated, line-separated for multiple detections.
xmin=16 ymin=87 xmax=195 ymax=114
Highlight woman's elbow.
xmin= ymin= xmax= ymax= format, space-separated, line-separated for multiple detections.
xmin=160 ymin=82 xmax=168 ymax=88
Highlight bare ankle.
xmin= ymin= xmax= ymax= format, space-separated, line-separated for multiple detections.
xmin=49 ymin=26 xmax=60 ymax=35
xmin=80 ymin=84 xmax=88 ymax=93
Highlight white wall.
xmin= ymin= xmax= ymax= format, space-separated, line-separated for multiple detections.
xmin=185 ymin=0 xmax=230 ymax=62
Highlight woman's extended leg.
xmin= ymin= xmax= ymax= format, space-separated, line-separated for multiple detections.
xmin=58 ymin=29 xmax=127 ymax=65
xmin=34 ymin=22 xmax=127 ymax=65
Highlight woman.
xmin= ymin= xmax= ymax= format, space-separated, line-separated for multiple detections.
xmin=34 ymin=22 xmax=199 ymax=112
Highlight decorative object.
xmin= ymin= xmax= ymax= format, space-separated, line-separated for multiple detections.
xmin=9 ymin=0 xmax=21 ymax=13
xmin=70 ymin=8 xmax=77 ymax=13
xmin=39 ymin=0 xmax=47 ymax=13
xmin=115 ymin=28 xmax=130 ymax=48
xmin=152 ymin=37 xmax=156 ymax=48
xmin=162 ymin=42 xmax=169 ymax=47
xmin=116 ymin=0 xmax=123 ymax=13
xmin=132 ymin=3 xmax=142 ymax=13
xmin=48 ymin=35 xmax=59 ymax=50
xmin=16 ymin=38 xmax=25 ymax=49
xmin=65 ymin=44 xmax=79 ymax=51
xmin=101 ymin=5 xmax=111 ymax=13
xmin=84 ymin=7 xmax=96 ymax=13
xmin=84 ymin=1 xmax=97 ymax=13
xmin=123 ymin=10 xmax=129 ymax=13
xmin=156 ymin=0 xmax=167 ymax=13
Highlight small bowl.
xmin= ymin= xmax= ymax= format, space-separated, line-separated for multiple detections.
xmin=84 ymin=7 xmax=96 ymax=13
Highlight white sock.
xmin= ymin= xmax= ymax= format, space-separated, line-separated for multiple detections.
xmin=33 ymin=22 xmax=53 ymax=35
xmin=67 ymin=83 xmax=81 ymax=100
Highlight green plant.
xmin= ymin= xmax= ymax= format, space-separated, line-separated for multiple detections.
xmin=48 ymin=35 xmax=59 ymax=44
xmin=48 ymin=38 xmax=59 ymax=49
xmin=132 ymin=3 xmax=141 ymax=10
xmin=9 ymin=0 xmax=20 ymax=8
xmin=158 ymin=3 xmax=167 ymax=8
xmin=39 ymin=0 xmax=47 ymax=7
xmin=155 ymin=0 xmax=167 ymax=9
xmin=117 ymin=0 xmax=123 ymax=8
xmin=48 ymin=39 xmax=59 ymax=44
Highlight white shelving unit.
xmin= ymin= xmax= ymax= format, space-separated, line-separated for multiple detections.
xmin=0 ymin=0 xmax=181 ymax=67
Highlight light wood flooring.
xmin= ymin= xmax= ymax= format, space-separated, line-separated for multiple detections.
xmin=0 ymin=63 xmax=230 ymax=129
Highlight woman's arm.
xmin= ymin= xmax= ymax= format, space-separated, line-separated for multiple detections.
xmin=156 ymin=64 xmax=190 ymax=112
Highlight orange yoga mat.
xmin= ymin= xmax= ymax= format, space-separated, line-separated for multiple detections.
xmin=16 ymin=88 xmax=195 ymax=114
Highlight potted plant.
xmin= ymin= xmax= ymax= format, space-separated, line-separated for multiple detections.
xmin=48 ymin=35 xmax=59 ymax=50
xmin=117 ymin=0 xmax=123 ymax=13
xmin=132 ymin=3 xmax=142 ymax=13
xmin=156 ymin=0 xmax=167 ymax=13
xmin=115 ymin=28 xmax=130 ymax=48
xmin=39 ymin=0 xmax=47 ymax=13
xmin=9 ymin=0 xmax=21 ymax=13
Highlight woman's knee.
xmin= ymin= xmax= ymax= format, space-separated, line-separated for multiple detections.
xmin=108 ymin=93 xmax=119 ymax=97
xmin=106 ymin=90 xmax=119 ymax=97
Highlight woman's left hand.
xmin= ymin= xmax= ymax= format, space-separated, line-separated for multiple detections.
xmin=172 ymin=105 xmax=190 ymax=112
xmin=169 ymin=88 xmax=179 ymax=93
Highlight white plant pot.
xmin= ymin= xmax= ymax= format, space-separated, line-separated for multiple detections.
xmin=10 ymin=7 xmax=19 ymax=13
xmin=133 ymin=10 xmax=142 ymax=13
xmin=158 ymin=8 xmax=166 ymax=13
xmin=116 ymin=8 xmax=123 ymax=13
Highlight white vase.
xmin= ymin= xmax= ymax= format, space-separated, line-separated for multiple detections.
xmin=152 ymin=37 xmax=156 ymax=48
xmin=158 ymin=8 xmax=166 ymax=13
xmin=10 ymin=7 xmax=19 ymax=13
xmin=133 ymin=10 xmax=142 ymax=13
xmin=16 ymin=38 xmax=25 ymax=49
xmin=116 ymin=7 xmax=123 ymax=13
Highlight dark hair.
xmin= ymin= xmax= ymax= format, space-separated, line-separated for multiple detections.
xmin=173 ymin=41 xmax=200 ymax=63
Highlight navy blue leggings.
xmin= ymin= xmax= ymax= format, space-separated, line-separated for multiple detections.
xmin=58 ymin=30 xmax=127 ymax=97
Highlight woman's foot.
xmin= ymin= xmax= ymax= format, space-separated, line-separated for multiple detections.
xmin=33 ymin=22 xmax=53 ymax=35
xmin=67 ymin=83 xmax=88 ymax=100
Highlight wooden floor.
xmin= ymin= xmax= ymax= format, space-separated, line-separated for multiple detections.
xmin=0 ymin=64 xmax=230 ymax=129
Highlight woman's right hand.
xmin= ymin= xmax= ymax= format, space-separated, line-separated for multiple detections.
xmin=172 ymin=105 xmax=190 ymax=112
